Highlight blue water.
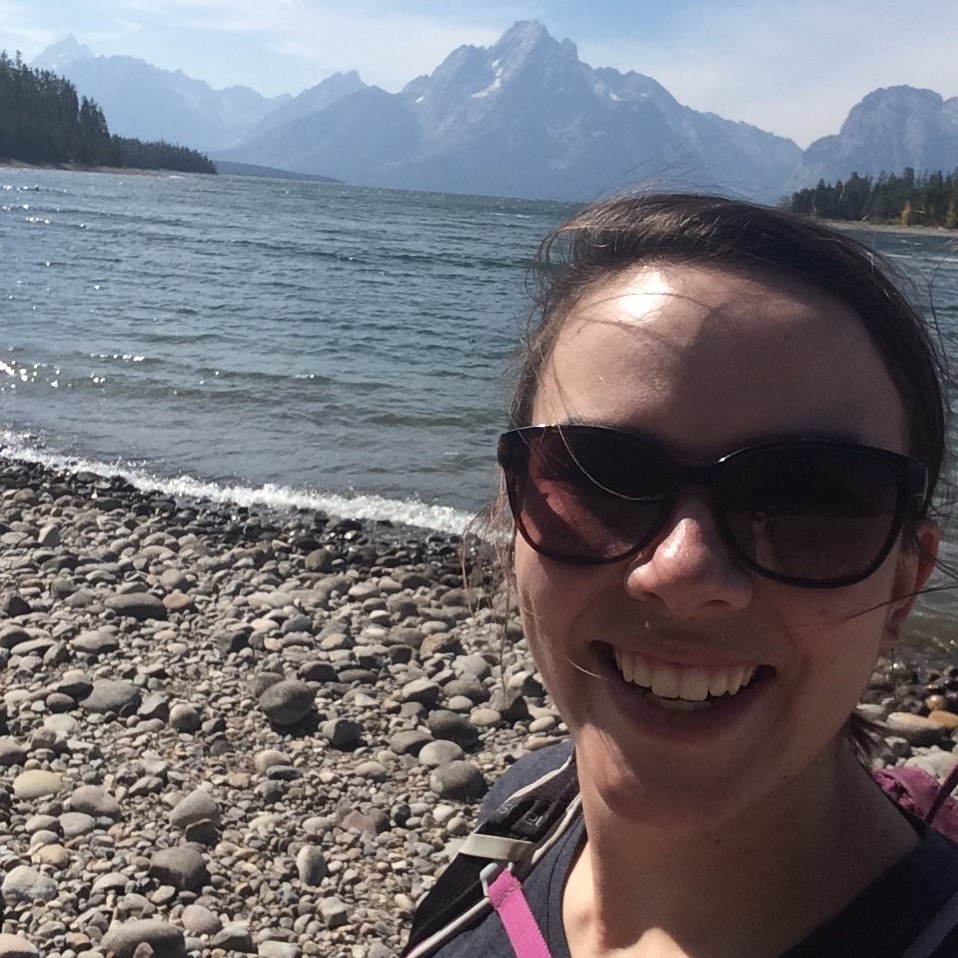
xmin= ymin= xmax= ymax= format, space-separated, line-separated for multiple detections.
xmin=2 ymin=168 xmax=958 ymax=645
xmin=0 ymin=169 xmax=576 ymax=530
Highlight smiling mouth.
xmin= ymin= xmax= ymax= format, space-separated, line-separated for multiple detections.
xmin=611 ymin=647 xmax=764 ymax=711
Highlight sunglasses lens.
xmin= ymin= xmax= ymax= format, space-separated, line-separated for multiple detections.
xmin=503 ymin=428 xmax=667 ymax=562
xmin=720 ymin=446 xmax=904 ymax=584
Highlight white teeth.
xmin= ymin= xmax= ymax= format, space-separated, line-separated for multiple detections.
xmin=677 ymin=668 xmax=710 ymax=702
xmin=650 ymin=666 xmax=680 ymax=699
xmin=633 ymin=656 xmax=653 ymax=689
xmin=707 ymin=670 xmax=728 ymax=697
xmin=614 ymin=649 xmax=760 ymax=703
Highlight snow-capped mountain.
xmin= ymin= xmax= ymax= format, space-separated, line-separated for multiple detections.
xmin=224 ymin=21 xmax=801 ymax=201
xmin=32 ymin=25 xmax=955 ymax=202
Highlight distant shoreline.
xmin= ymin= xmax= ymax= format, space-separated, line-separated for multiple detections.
xmin=823 ymin=218 xmax=957 ymax=238
xmin=0 ymin=159 xmax=170 ymax=177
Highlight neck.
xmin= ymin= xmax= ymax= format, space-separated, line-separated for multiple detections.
xmin=564 ymin=745 xmax=918 ymax=958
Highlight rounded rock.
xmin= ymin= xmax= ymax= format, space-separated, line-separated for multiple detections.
xmin=429 ymin=761 xmax=488 ymax=801
xmin=296 ymin=845 xmax=329 ymax=886
xmin=148 ymin=847 xmax=209 ymax=891
xmin=0 ymin=738 xmax=28 ymax=766
xmin=0 ymin=934 xmax=39 ymax=958
xmin=180 ymin=904 xmax=222 ymax=936
xmin=99 ymin=919 xmax=185 ymax=958
xmin=12 ymin=769 xmax=63 ymax=800
xmin=104 ymin=592 xmax=169 ymax=622
xmin=419 ymin=740 xmax=465 ymax=768
xmin=321 ymin=717 xmax=363 ymax=749
xmin=1 ymin=865 xmax=58 ymax=903
xmin=169 ymin=789 xmax=221 ymax=829
xmin=70 ymin=784 xmax=123 ymax=820
xmin=258 ymin=680 xmax=315 ymax=725
xmin=168 ymin=703 xmax=202 ymax=732
xmin=80 ymin=679 xmax=141 ymax=715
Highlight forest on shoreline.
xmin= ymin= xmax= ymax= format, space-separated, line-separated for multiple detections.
xmin=788 ymin=169 xmax=958 ymax=229
xmin=0 ymin=51 xmax=215 ymax=174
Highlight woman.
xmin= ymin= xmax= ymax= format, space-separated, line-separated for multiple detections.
xmin=405 ymin=193 xmax=958 ymax=957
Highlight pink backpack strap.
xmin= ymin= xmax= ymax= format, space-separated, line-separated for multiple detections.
xmin=481 ymin=863 xmax=555 ymax=958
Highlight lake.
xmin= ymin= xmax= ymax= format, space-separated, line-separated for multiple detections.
xmin=2 ymin=168 xmax=957 ymax=648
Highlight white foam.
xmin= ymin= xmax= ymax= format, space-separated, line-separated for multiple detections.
xmin=0 ymin=433 xmax=474 ymax=535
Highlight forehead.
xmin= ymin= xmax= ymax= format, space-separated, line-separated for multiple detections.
xmin=534 ymin=263 xmax=908 ymax=455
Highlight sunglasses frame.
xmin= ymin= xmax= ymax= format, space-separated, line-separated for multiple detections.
xmin=497 ymin=424 xmax=929 ymax=589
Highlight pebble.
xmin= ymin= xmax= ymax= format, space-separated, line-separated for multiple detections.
xmin=885 ymin=711 xmax=949 ymax=747
xmin=104 ymin=592 xmax=169 ymax=622
xmin=70 ymin=784 xmax=123 ymax=819
xmin=80 ymin=679 xmax=141 ymax=715
xmin=168 ymin=702 xmax=202 ymax=732
xmin=99 ymin=919 xmax=185 ymax=958
xmin=169 ymin=788 xmax=221 ymax=829
xmin=12 ymin=769 xmax=62 ymax=799
xmin=0 ymin=737 xmax=27 ymax=765
xmin=180 ymin=903 xmax=222 ymax=936
xmin=1 ymin=865 xmax=58 ymax=903
xmin=258 ymin=680 xmax=315 ymax=725
xmin=419 ymin=740 xmax=465 ymax=767
xmin=429 ymin=761 xmax=488 ymax=800
xmin=0 ymin=934 xmax=39 ymax=958
xmin=148 ymin=847 xmax=209 ymax=891
xmin=296 ymin=845 xmax=329 ymax=886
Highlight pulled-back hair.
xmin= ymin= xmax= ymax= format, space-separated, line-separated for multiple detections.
xmin=511 ymin=193 xmax=946 ymax=518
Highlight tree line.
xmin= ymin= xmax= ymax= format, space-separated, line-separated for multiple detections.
xmin=788 ymin=168 xmax=958 ymax=228
xmin=0 ymin=50 xmax=215 ymax=174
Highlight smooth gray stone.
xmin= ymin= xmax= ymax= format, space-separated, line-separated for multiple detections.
xmin=80 ymin=679 xmax=141 ymax=715
xmin=180 ymin=903 xmax=222 ymax=936
xmin=418 ymin=740 xmax=465 ymax=768
xmin=295 ymin=845 xmax=328 ymax=886
xmin=258 ymin=680 xmax=314 ymax=725
xmin=104 ymin=592 xmax=168 ymax=621
xmin=429 ymin=761 xmax=488 ymax=801
xmin=148 ymin=847 xmax=209 ymax=891
xmin=70 ymin=784 xmax=123 ymax=819
xmin=1 ymin=865 xmax=57 ymax=903
xmin=169 ymin=789 xmax=221 ymax=829
xmin=99 ymin=919 xmax=185 ymax=958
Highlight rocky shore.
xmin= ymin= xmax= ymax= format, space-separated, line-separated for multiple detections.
xmin=1 ymin=456 xmax=957 ymax=958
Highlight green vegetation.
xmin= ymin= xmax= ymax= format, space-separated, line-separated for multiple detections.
xmin=788 ymin=169 xmax=958 ymax=229
xmin=0 ymin=50 xmax=215 ymax=174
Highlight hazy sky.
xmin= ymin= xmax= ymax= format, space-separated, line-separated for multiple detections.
xmin=3 ymin=0 xmax=956 ymax=148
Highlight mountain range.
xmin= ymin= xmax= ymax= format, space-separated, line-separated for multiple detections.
xmin=30 ymin=24 xmax=958 ymax=202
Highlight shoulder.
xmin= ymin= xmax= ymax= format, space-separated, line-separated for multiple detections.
xmin=787 ymin=823 xmax=958 ymax=958
xmin=479 ymin=739 xmax=576 ymax=820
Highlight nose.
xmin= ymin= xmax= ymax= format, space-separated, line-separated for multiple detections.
xmin=624 ymin=491 xmax=753 ymax=617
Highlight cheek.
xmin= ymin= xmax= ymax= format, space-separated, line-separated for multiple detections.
xmin=769 ymin=583 xmax=889 ymax=694
xmin=514 ymin=541 xmax=584 ymax=677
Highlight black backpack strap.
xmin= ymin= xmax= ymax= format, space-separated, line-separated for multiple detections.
xmin=403 ymin=747 xmax=580 ymax=957
xmin=898 ymin=886 xmax=958 ymax=958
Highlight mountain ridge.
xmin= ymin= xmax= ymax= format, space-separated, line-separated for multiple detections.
xmin=29 ymin=24 xmax=958 ymax=202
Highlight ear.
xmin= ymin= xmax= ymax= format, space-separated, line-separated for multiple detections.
xmin=881 ymin=519 xmax=941 ymax=651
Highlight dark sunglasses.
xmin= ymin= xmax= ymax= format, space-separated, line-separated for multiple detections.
xmin=497 ymin=424 xmax=928 ymax=588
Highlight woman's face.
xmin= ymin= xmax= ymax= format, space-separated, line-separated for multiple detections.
xmin=516 ymin=263 xmax=938 ymax=825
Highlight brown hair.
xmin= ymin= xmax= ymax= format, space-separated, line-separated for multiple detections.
xmin=510 ymin=192 xmax=945 ymax=516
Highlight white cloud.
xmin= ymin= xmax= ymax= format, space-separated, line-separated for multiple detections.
xmin=5 ymin=0 xmax=956 ymax=141
xmin=575 ymin=0 xmax=958 ymax=147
